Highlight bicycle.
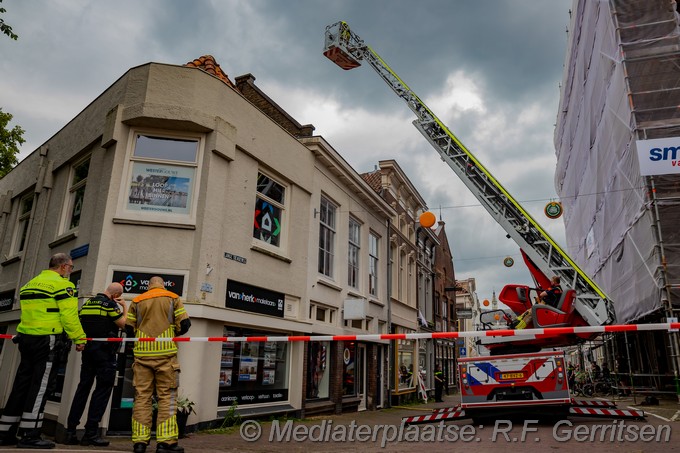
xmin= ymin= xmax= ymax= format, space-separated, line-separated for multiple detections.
xmin=571 ymin=371 xmax=594 ymax=397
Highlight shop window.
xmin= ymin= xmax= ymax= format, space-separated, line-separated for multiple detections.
xmin=125 ymin=133 xmax=199 ymax=218
xmin=62 ymin=155 xmax=90 ymax=232
xmin=368 ymin=233 xmax=379 ymax=296
xmin=348 ymin=218 xmax=360 ymax=288
xmin=218 ymin=326 xmax=290 ymax=407
xmin=396 ymin=339 xmax=415 ymax=391
xmin=11 ymin=194 xmax=33 ymax=254
xmin=306 ymin=341 xmax=330 ymax=400
xmin=342 ymin=341 xmax=356 ymax=396
xmin=253 ymin=172 xmax=286 ymax=247
xmin=318 ymin=196 xmax=336 ymax=277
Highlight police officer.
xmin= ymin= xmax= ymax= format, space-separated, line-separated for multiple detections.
xmin=126 ymin=276 xmax=191 ymax=453
xmin=434 ymin=364 xmax=445 ymax=402
xmin=65 ymin=282 xmax=127 ymax=446
xmin=0 ymin=253 xmax=86 ymax=449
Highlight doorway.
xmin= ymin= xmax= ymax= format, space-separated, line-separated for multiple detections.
xmin=357 ymin=343 xmax=367 ymax=411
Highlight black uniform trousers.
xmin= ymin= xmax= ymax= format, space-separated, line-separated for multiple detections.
xmin=434 ymin=382 xmax=444 ymax=402
xmin=67 ymin=344 xmax=117 ymax=434
xmin=0 ymin=334 xmax=63 ymax=442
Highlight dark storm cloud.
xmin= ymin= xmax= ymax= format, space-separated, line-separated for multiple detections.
xmin=0 ymin=0 xmax=572 ymax=301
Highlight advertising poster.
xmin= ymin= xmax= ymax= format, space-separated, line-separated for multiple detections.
xmin=221 ymin=349 xmax=234 ymax=367
xmin=264 ymin=352 xmax=274 ymax=368
xmin=219 ymin=370 xmax=232 ymax=387
xmin=239 ymin=357 xmax=257 ymax=382
xmin=127 ymin=162 xmax=193 ymax=215
xmin=262 ymin=369 xmax=276 ymax=385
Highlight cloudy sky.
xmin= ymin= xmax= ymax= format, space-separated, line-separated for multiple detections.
xmin=1 ymin=0 xmax=573 ymax=304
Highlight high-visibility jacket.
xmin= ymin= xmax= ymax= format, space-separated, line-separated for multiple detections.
xmin=127 ymin=287 xmax=189 ymax=357
xmin=18 ymin=269 xmax=86 ymax=343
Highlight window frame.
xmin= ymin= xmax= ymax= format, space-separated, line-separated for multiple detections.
xmin=368 ymin=232 xmax=379 ymax=297
xmin=117 ymin=130 xmax=204 ymax=225
xmin=317 ymin=196 xmax=337 ymax=278
xmin=11 ymin=193 xmax=34 ymax=255
xmin=347 ymin=218 xmax=360 ymax=289
xmin=60 ymin=154 xmax=91 ymax=234
xmin=252 ymin=170 xmax=288 ymax=249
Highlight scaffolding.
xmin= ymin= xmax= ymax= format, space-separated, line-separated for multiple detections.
xmin=555 ymin=0 xmax=680 ymax=392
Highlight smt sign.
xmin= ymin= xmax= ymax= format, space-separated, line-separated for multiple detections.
xmin=637 ymin=138 xmax=680 ymax=176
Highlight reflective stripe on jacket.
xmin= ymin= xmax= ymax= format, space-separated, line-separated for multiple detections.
xmin=127 ymin=287 xmax=189 ymax=357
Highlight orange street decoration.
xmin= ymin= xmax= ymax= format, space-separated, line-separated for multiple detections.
xmin=483 ymin=299 xmax=490 ymax=307
xmin=419 ymin=211 xmax=436 ymax=228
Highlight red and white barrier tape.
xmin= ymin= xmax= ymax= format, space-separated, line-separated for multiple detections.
xmin=1 ymin=322 xmax=679 ymax=343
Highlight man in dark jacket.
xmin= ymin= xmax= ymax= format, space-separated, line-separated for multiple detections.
xmin=434 ymin=365 xmax=445 ymax=402
xmin=65 ymin=282 xmax=127 ymax=446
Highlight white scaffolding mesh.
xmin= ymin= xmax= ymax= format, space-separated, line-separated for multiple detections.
xmin=555 ymin=0 xmax=680 ymax=323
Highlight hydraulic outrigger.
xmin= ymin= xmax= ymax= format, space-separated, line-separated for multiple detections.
xmin=322 ymin=21 xmax=641 ymax=423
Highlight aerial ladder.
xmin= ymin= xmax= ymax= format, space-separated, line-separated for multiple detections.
xmin=323 ymin=21 xmax=616 ymax=355
xmin=322 ymin=21 xmax=643 ymax=422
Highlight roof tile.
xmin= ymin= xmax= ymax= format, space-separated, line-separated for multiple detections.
xmin=185 ymin=55 xmax=235 ymax=88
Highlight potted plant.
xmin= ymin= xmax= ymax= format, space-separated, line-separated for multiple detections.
xmin=176 ymin=394 xmax=196 ymax=438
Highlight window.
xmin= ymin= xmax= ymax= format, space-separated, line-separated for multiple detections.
xmin=126 ymin=134 xmax=199 ymax=216
xmin=318 ymin=197 xmax=336 ymax=277
xmin=369 ymin=233 xmax=378 ymax=296
xmin=344 ymin=319 xmax=364 ymax=330
xmin=396 ymin=338 xmax=415 ymax=391
xmin=12 ymin=195 xmax=33 ymax=254
xmin=306 ymin=341 xmax=330 ymax=400
xmin=218 ymin=326 xmax=290 ymax=406
xmin=399 ymin=250 xmax=406 ymax=300
xmin=253 ymin=172 xmax=285 ymax=246
xmin=63 ymin=156 xmax=90 ymax=232
xmin=348 ymin=218 xmax=360 ymax=288
xmin=310 ymin=304 xmax=336 ymax=324
xmin=342 ymin=341 xmax=357 ymax=396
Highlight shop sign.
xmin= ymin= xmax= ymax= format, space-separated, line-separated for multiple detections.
xmin=112 ymin=271 xmax=185 ymax=296
xmin=636 ymin=138 xmax=680 ymax=176
xmin=0 ymin=290 xmax=15 ymax=312
xmin=226 ymin=280 xmax=285 ymax=318
xmin=457 ymin=308 xmax=473 ymax=319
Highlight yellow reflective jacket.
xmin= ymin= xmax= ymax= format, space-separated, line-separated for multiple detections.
xmin=18 ymin=269 xmax=86 ymax=343
xmin=127 ymin=287 xmax=189 ymax=357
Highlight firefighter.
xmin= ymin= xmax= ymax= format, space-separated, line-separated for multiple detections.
xmin=0 ymin=253 xmax=86 ymax=449
xmin=126 ymin=276 xmax=191 ymax=453
xmin=512 ymin=276 xmax=562 ymax=329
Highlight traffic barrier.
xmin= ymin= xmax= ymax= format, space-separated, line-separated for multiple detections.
xmin=569 ymin=406 xmax=646 ymax=419
xmin=1 ymin=322 xmax=679 ymax=343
